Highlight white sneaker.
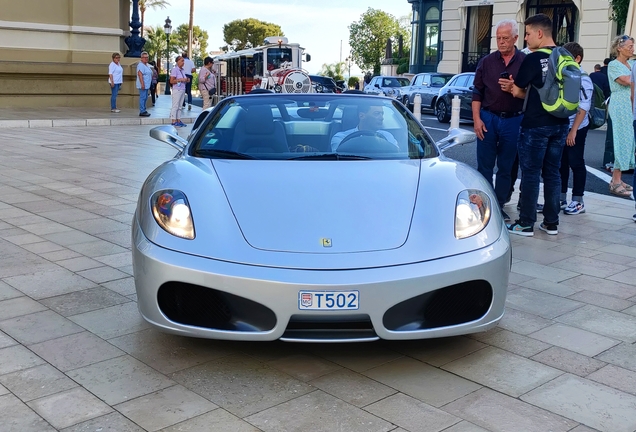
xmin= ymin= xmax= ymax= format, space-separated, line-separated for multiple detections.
xmin=111 ymin=109 xmax=120 ymax=113
xmin=564 ymin=201 xmax=585 ymax=215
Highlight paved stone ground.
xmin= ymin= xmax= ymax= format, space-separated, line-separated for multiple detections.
xmin=0 ymin=124 xmax=635 ymax=432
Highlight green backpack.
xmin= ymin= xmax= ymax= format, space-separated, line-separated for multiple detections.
xmin=535 ymin=47 xmax=581 ymax=118
xmin=581 ymin=72 xmax=607 ymax=130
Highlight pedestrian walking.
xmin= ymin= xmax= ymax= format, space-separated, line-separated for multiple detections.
xmin=149 ymin=61 xmax=159 ymax=106
xmin=560 ymin=42 xmax=592 ymax=215
xmin=472 ymin=19 xmax=526 ymax=223
xmin=508 ymin=13 xmax=569 ymax=237
xmin=170 ymin=56 xmax=189 ymax=127
xmin=607 ymin=35 xmax=635 ymax=197
xmin=198 ymin=57 xmax=215 ymax=110
xmin=108 ymin=52 xmax=123 ymax=113
xmin=136 ymin=52 xmax=153 ymax=117
xmin=182 ymin=52 xmax=196 ymax=110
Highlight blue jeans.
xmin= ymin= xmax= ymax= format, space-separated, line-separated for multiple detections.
xmin=517 ymin=124 xmax=568 ymax=227
xmin=139 ymin=88 xmax=149 ymax=114
xmin=110 ymin=83 xmax=120 ymax=110
xmin=477 ymin=110 xmax=523 ymax=207
xmin=184 ymin=75 xmax=193 ymax=105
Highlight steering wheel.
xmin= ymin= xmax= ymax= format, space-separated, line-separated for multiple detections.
xmin=339 ymin=130 xmax=389 ymax=146
xmin=337 ymin=130 xmax=398 ymax=153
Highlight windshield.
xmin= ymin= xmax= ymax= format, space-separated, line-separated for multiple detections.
xmin=382 ymin=77 xmax=411 ymax=87
xmin=192 ymin=95 xmax=437 ymax=161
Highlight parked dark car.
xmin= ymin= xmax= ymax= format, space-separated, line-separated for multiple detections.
xmin=434 ymin=72 xmax=475 ymax=123
xmin=309 ymin=75 xmax=340 ymax=93
xmin=402 ymin=73 xmax=455 ymax=112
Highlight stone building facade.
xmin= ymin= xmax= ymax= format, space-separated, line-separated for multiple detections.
xmin=409 ymin=0 xmax=620 ymax=76
xmin=0 ymin=0 xmax=140 ymax=108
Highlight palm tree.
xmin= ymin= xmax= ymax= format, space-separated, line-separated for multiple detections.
xmin=319 ymin=62 xmax=346 ymax=81
xmin=144 ymin=25 xmax=168 ymax=72
xmin=136 ymin=0 xmax=170 ymax=38
xmin=188 ymin=0 xmax=194 ymax=58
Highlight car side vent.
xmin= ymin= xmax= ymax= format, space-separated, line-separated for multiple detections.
xmin=157 ymin=282 xmax=276 ymax=332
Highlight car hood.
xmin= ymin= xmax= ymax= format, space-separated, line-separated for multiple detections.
xmin=213 ymin=160 xmax=420 ymax=253
xmin=137 ymin=157 xmax=503 ymax=270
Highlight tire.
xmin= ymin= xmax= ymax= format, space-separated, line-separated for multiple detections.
xmin=402 ymin=95 xmax=411 ymax=110
xmin=436 ymin=99 xmax=450 ymax=123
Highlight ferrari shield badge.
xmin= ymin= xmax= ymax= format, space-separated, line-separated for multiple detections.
xmin=321 ymin=238 xmax=332 ymax=247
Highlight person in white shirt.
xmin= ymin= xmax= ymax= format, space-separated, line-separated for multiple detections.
xmin=559 ymin=42 xmax=593 ymax=215
xmin=182 ymin=52 xmax=196 ymax=110
xmin=108 ymin=52 xmax=123 ymax=112
xmin=331 ymin=103 xmax=398 ymax=151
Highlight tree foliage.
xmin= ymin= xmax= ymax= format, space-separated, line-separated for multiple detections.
xmin=172 ymin=24 xmax=209 ymax=60
xmin=319 ymin=62 xmax=346 ymax=81
xmin=349 ymin=8 xmax=408 ymax=75
xmin=221 ymin=18 xmax=284 ymax=52
xmin=143 ymin=25 xmax=170 ymax=71
xmin=609 ymin=0 xmax=630 ymax=31
xmin=135 ymin=0 xmax=170 ymax=38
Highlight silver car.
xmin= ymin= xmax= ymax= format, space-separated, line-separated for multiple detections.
xmin=363 ymin=76 xmax=411 ymax=99
xmin=401 ymin=73 xmax=454 ymax=112
xmin=133 ymin=93 xmax=511 ymax=342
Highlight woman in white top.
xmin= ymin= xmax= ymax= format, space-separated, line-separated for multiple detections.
xmin=108 ymin=52 xmax=123 ymax=113
xmin=170 ymin=56 xmax=189 ymax=127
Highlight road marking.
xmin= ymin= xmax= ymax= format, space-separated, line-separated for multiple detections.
xmin=586 ymin=165 xmax=612 ymax=183
xmin=424 ymin=126 xmax=450 ymax=132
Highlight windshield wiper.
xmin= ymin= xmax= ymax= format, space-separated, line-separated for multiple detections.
xmin=288 ymin=153 xmax=371 ymax=160
xmin=194 ymin=149 xmax=255 ymax=159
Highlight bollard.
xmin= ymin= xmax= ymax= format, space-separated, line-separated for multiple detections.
xmin=450 ymin=95 xmax=461 ymax=130
xmin=413 ymin=93 xmax=422 ymax=121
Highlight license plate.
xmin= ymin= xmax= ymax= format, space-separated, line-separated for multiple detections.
xmin=298 ymin=290 xmax=359 ymax=310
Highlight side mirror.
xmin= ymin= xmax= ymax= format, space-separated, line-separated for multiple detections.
xmin=436 ymin=128 xmax=476 ymax=151
xmin=305 ymin=53 xmax=311 ymax=62
xmin=374 ymin=84 xmax=380 ymax=88
xmin=150 ymin=125 xmax=188 ymax=151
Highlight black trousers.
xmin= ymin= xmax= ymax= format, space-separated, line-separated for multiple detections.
xmin=560 ymin=126 xmax=589 ymax=197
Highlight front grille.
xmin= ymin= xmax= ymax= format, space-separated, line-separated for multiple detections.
xmin=282 ymin=314 xmax=377 ymax=341
xmin=383 ymin=280 xmax=493 ymax=331
xmin=157 ymin=282 xmax=276 ymax=331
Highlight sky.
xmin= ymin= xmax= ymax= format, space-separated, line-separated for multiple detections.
xmin=142 ymin=0 xmax=413 ymax=75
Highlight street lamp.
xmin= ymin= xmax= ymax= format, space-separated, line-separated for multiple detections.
xmin=163 ymin=16 xmax=172 ymax=95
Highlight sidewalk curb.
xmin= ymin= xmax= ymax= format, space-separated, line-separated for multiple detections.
xmin=0 ymin=116 xmax=194 ymax=129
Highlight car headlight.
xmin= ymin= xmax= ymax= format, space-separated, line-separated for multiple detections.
xmin=455 ymin=189 xmax=491 ymax=239
xmin=151 ymin=190 xmax=195 ymax=239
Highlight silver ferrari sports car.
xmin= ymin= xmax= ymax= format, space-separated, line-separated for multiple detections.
xmin=132 ymin=93 xmax=511 ymax=342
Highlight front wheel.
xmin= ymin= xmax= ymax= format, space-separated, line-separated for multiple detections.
xmin=436 ymin=99 xmax=450 ymax=123
xmin=402 ymin=95 xmax=411 ymax=110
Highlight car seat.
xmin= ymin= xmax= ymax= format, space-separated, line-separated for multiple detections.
xmin=233 ymin=105 xmax=289 ymax=153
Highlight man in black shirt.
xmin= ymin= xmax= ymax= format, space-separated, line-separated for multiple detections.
xmin=590 ymin=64 xmax=611 ymax=100
xmin=472 ymin=19 xmax=526 ymax=223
xmin=506 ymin=13 xmax=569 ymax=237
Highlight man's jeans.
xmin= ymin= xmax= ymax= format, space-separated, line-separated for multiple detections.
xmin=518 ymin=124 xmax=568 ymax=227
xmin=477 ymin=110 xmax=522 ymax=207
xmin=138 ymin=88 xmax=149 ymax=114
xmin=184 ymin=75 xmax=193 ymax=105
xmin=110 ymin=84 xmax=120 ymax=110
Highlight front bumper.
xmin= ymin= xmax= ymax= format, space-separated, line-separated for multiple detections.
xmin=132 ymin=219 xmax=511 ymax=342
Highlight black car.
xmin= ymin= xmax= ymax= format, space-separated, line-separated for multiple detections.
xmin=434 ymin=72 xmax=475 ymax=123
xmin=309 ymin=75 xmax=340 ymax=93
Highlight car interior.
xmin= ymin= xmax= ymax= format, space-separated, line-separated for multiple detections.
xmin=193 ymin=97 xmax=435 ymax=159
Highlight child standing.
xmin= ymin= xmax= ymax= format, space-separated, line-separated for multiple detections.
xmin=560 ymin=42 xmax=593 ymax=215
